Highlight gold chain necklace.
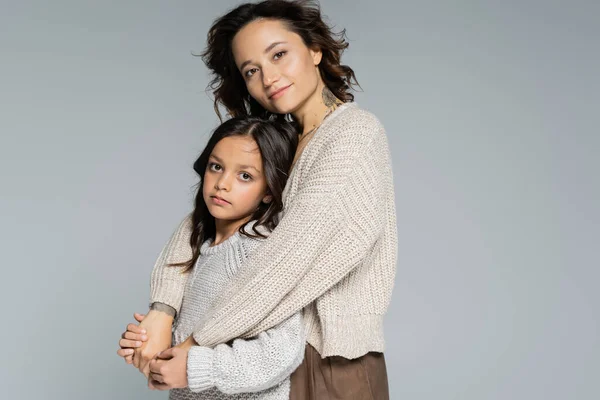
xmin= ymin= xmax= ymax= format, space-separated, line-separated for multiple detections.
xmin=299 ymin=106 xmax=336 ymax=144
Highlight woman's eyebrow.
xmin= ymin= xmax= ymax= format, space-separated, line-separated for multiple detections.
xmin=239 ymin=41 xmax=287 ymax=70
xmin=264 ymin=41 xmax=287 ymax=53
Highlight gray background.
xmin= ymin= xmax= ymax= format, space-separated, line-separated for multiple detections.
xmin=1 ymin=0 xmax=598 ymax=399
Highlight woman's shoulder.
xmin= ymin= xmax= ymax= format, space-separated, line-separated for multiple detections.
xmin=341 ymin=102 xmax=384 ymax=126
xmin=319 ymin=102 xmax=386 ymax=147
xmin=240 ymin=220 xmax=272 ymax=238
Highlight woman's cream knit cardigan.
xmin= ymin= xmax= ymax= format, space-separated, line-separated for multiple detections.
xmin=150 ymin=103 xmax=398 ymax=359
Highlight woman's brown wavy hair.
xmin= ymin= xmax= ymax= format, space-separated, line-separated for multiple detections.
xmin=200 ymin=0 xmax=360 ymax=121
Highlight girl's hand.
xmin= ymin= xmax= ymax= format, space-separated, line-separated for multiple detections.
xmin=176 ymin=335 xmax=196 ymax=352
xmin=117 ymin=313 xmax=147 ymax=364
xmin=148 ymin=347 xmax=189 ymax=390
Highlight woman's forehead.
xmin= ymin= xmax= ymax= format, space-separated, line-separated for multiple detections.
xmin=232 ymin=20 xmax=302 ymax=62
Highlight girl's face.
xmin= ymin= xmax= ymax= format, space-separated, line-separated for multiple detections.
xmin=232 ymin=19 xmax=323 ymax=116
xmin=203 ymin=136 xmax=272 ymax=225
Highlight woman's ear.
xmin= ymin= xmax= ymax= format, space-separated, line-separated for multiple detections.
xmin=310 ymin=47 xmax=323 ymax=66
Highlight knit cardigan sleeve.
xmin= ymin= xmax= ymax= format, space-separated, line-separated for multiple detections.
xmin=189 ymin=113 xmax=392 ymax=348
xmin=186 ymin=312 xmax=305 ymax=394
xmin=148 ymin=214 xmax=193 ymax=313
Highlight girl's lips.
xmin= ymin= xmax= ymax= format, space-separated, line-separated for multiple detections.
xmin=211 ymin=196 xmax=230 ymax=205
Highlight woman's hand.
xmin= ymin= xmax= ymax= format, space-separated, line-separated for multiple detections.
xmin=134 ymin=309 xmax=175 ymax=376
xmin=117 ymin=313 xmax=147 ymax=364
xmin=148 ymin=347 xmax=189 ymax=390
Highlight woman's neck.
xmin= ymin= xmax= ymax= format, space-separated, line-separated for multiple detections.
xmin=294 ymin=84 xmax=343 ymax=135
xmin=213 ymin=217 xmax=251 ymax=246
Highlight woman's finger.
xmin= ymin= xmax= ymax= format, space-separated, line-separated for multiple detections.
xmin=134 ymin=312 xmax=146 ymax=322
xmin=117 ymin=348 xmax=134 ymax=357
xmin=125 ymin=354 xmax=133 ymax=364
xmin=126 ymin=323 xmax=146 ymax=334
xmin=119 ymin=338 xmax=143 ymax=348
xmin=123 ymin=331 xmax=148 ymax=341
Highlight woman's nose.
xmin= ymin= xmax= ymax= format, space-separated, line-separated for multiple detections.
xmin=262 ymin=65 xmax=280 ymax=87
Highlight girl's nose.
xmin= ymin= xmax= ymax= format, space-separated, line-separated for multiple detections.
xmin=215 ymin=174 xmax=231 ymax=191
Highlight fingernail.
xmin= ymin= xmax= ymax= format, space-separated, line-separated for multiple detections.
xmin=136 ymin=341 xmax=142 ymax=346
xmin=142 ymin=335 xmax=148 ymax=340
xmin=141 ymin=329 xmax=146 ymax=334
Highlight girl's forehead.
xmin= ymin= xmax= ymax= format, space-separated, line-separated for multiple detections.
xmin=212 ymin=136 xmax=261 ymax=160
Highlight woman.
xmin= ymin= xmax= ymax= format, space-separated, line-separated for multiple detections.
xmin=118 ymin=1 xmax=397 ymax=398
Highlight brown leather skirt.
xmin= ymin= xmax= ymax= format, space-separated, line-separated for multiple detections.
xmin=289 ymin=344 xmax=389 ymax=400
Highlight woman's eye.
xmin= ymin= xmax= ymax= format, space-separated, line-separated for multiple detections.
xmin=240 ymin=172 xmax=252 ymax=181
xmin=273 ymin=51 xmax=286 ymax=60
xmin=245 ymin=68 xmax=258 ymax=78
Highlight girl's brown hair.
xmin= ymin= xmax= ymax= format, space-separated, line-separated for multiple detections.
xmin=200 ymin=0 xmax=360 ymax=121
xmin=171 ymin=117 xmax=298 ymax=272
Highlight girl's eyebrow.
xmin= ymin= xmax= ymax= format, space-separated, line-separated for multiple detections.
xmin=238 ymin=164 xmax=261 ymax=174
xmin=239 ymin=41 xmax=288 ymax=70
xmin=210 ymin=155 xmax=261 ymax=174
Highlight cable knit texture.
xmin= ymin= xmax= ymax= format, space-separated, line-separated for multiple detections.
xmin=150 ymin=102 xmax=398 ymax=359
xmin=170 ymin=229 xmax=305 ymax=400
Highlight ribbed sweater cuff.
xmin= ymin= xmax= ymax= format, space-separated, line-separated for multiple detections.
xmin=149 ymin=275 xmax=186 ymax=311
xmin=319 ymin=314 xmax=385 ymax=359
xmin=149 ymin=302 xmax=176 ymax=317
xmin=187 ymin=346 xmax=215 ymax=393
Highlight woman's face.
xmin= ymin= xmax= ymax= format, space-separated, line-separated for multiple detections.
xmin=232 ymin=19 xmax=323 ymax=116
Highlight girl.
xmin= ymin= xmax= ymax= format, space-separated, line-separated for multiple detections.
xmin=131 ymin=117 xmax=304 ymax=399
xmin=119 ymin=1 xmax=397 ymax=398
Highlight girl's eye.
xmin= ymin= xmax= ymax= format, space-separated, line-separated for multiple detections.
xmin=240 ymin=172 xmax=252 ymax=181
xmin=273 ymin=51 xmax=286 ymax=60
xmin=245 ymin=68 xmax=258 ymax=78
xmin=208 ymin=163 xmax=222 ymax=172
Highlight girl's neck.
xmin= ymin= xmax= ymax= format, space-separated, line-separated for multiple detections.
xmin=213 ymin=216 xmax=251 ymax=246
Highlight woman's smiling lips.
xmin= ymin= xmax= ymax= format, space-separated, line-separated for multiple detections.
xmin=268 ymin=84 xmax=292 ymax=100
xmin=211 ymin=195 xmax=231 ymax=205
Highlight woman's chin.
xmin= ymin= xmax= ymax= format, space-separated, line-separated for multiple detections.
xmin=274 ymin=105 xmax=299 ymax=116
xmin=262 ymin=98 xmax=301 ymax=116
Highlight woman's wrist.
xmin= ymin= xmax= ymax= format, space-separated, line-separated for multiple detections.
xmin=150 ymin=302 xmax=177 ymax=318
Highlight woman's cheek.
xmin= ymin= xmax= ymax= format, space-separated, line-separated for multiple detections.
xmin=282 ymin=55 xmax=300 ymax=77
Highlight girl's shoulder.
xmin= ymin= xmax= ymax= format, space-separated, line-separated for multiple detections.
xmin=200 ymin=222 xmax=268 ymax=260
